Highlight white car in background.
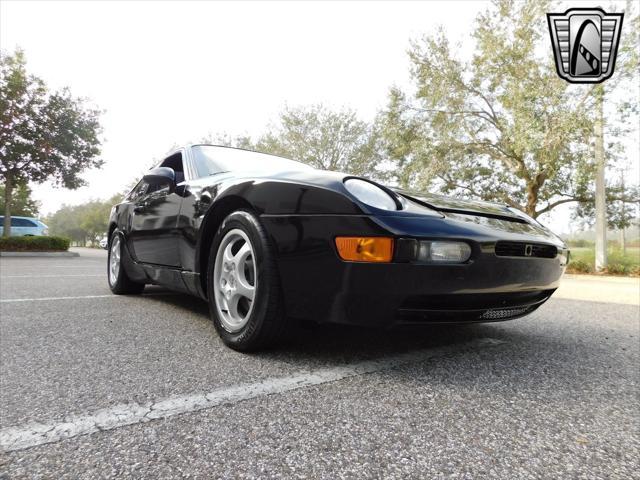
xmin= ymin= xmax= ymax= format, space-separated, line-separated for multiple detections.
xmin=99 ymin=237 xmax=108 ymax=249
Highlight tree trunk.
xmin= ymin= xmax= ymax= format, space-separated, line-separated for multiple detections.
xmin=620 ymin=227 xmax=626 ymax=255
xmin=3 ymin=173 xmax=13 ymax=237
xmin=594 ymin=85 xmax=607 ymax=271
xmin=525 ymin=188 xmax=539 ymax=218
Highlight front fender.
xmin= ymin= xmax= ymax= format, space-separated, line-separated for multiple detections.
xmin=179 ymin=177 xmax=363 ymax=297
xmin=216 ymin=178 xmax=363 ymax=215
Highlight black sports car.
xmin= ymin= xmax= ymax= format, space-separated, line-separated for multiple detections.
xmin=107 ymin=144 xmax=569 ymax=351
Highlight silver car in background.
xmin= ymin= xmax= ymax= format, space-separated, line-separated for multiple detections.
xmin=0 ymin=216 xmax=49 ymax=236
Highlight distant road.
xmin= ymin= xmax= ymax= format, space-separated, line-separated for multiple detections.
xmin=556 ymin=273 xmax=640 ymax=306
xmin=69 ymin=247 xmax=107 ymax=259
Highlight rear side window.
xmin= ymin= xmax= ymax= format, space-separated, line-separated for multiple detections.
xmin=11 ymin=218 xmax=38 ymax=227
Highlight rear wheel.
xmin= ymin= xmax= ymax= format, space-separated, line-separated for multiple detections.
xmin=108 ymin=231 xmax=145 ymax=295
xmin=207 ymin=210 xmax=286 ymax=351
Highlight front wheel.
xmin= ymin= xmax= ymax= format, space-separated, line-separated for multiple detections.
xmin=108 ymin=231 xmax=145 ymax=295
xmin=207 ymin=210 xmax=286 ymax=351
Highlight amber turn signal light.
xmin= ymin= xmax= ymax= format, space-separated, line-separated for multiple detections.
xmin=335 ymin=237 xmax=394 ymax=263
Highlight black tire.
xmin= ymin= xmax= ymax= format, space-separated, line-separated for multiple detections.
xmin=108 ymin=230 xmax=145 ymax=295
xmin=207 ymin=210 xmax=286 ymax=351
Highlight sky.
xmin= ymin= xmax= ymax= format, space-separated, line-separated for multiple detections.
xmin=1 ymin=0 xmax=638 ymax=234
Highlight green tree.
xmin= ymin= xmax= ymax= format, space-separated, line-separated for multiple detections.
xmin=0 ymin=49 xmax=102 ymax=236
xmin=80 ymin=197 xmax=119 ymax=246
xmin=259 ymin=105 xmax=383 ymax=178
xmin=46 ymin=194 xmax=120 ymax=246
xmin=572 ymin=166 xmax=639 ymax=254
xmin=572 ymin=182 xmax=639 ymax=231
xmin=379 ymin=0 xmax=638 ymax=218
xmin=206 ymin=104 xmax=385 ymax=180
xmin=0 ymin=181 xmax=40 ymax=217
xmin=46 ymin=203 xmax=87 ymax=245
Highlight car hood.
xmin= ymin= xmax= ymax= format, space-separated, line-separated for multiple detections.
xmin=393 ymin=189 xmax=520 ymax=220
xmin=227 ymin=168 xmax=513 ymax=216
xmin=205 ymin=168 xmax=530 ymax=223
xmin=248 ymin=171 xmax=526 ymax=222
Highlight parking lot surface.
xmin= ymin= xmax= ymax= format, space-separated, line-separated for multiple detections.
xmin=1 ymin=249 xmax=638 ymax=479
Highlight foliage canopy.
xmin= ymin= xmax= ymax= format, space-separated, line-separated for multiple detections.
xmin=378 ymin=0 xmax=638 ymax=218
xmin=0 ymin=49 xmax=102 ymax=235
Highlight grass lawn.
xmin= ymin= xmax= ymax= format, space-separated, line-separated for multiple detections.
xmin=568 ymin=246 xmax=640 ymax=276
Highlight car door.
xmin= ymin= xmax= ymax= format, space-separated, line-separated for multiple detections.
xmin=12 ymin=218 xmax=35 ymax=236
xmin=9 ymin=218 xmax=24 ymax=236
xmin=128 ymin=151 xmax=186 ymax=267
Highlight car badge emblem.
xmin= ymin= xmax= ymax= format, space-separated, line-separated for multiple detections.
xmin=524 ymin=245 xmax=533 ymax=257
xmin=547 ymin=8 xmax=623 ymax=83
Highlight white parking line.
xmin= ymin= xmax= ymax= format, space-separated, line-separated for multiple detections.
xmin=0 ymin=292 xmax=174 ymax=303
xmin=45 ymin=265 xmax=103 ymax=267
xmin=1 ymin=275 xmax=103 ymax=278
xmin=0 ymin=264 xmax=103 ymax=267
xmin=0 ymin=264 xmax=102 ymax=267
xmin=0 ymin=294 xmax=114 ymax=303
xmin=0 ymin=337 xmax=505 ymax=452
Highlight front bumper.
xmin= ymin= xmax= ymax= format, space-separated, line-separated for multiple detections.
xmin=261 ymin=214 xmax=567 ymax=327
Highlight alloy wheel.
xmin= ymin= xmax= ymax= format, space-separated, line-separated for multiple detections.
xmin=213 ymin=229 xmax=257 ymax=332
xmin=109 ymin=236 xmax=121 ymax=286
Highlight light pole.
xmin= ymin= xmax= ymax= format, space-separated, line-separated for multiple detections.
xmin=594 ymin=84 xmax=607 ymax=271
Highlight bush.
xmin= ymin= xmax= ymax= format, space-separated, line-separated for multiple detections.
xmin=604 ymin=263 xmax=630 ymax=276
xmin=566 ymin=259 xmax=593 ymax=274
xmin=0 ymin=236 xmax=70 ymax=252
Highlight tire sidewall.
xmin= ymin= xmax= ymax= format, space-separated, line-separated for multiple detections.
xmin=207 ymin=210 xmax=275 ymax=347
xmin=108 ymin=230 xmax=145 ymax=295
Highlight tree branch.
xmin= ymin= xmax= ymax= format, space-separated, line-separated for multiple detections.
xmin=535 ymin=197 xmax=583 ymax=216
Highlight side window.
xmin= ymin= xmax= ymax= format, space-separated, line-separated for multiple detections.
xmin=12 ymin=218 xmax=37 ymax=227
xmin=159 ymin=152 xmax=185 ymax=184
xmin=128 ymin=152 xmax=184 ymax=202
xmin=127 ymin=181 xmax=149 ymax=202
xmin=147 ymin=181 xmax=169 ymax=195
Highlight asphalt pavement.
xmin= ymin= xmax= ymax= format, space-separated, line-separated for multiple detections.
xmin=0 ymin=248 xmax=638 ymax=479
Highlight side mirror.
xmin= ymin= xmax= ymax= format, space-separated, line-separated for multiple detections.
xmin=143 ymin=167 xmax=176 ymax=192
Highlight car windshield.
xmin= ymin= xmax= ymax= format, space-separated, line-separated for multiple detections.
xmin=191 ymin=145 xmax=312 ymax=178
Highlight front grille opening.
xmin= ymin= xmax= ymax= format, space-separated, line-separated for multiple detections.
xmin=401 ymin=290 xmax=554 ymax=311
xmin=480 ymin=307 xmax=529 ymax=320
xmin=396 ymin=290 xmax=554 ymax=324
xmin=397 ymin=305 xmax=534 ymax=324
xmin=495 ymin=241 xmax=557 ymax=258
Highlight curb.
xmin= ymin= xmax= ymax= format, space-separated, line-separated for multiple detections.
xmin=0 ymin=251 xmax=80 ymax=257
